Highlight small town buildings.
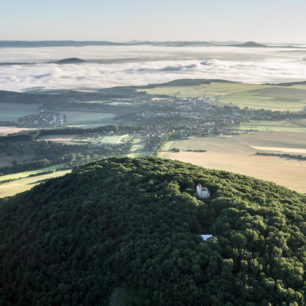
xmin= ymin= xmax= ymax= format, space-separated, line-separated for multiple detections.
xmin=200 ymin=234 xmax=213 ymax=241
xmin=196 ymin=184 xmax=210 ymax=199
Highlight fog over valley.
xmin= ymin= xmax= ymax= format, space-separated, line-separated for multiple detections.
xmin=1 ymin=45 xmax=306 ymax=91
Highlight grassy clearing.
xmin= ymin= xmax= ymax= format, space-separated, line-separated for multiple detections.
xmin=0 ymin=164 xmax=65 ymax=182
xmin=101 ymin=134 xmax=129 ymax=144
xmin=159 ymin=133 xmax=306 ymax=193
xmin=0 ymin=103 xmax=40 ymax=121
xmin=0 ymin=170 xmax=70 ymax=198
xmin=160 ymin=141 xmax=175 ymax=151
xmin=127 ymin=135 xmax=148 ymax=157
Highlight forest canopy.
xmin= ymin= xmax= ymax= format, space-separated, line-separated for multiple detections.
xmin=0 ymin=157 xmax=305 ymax=305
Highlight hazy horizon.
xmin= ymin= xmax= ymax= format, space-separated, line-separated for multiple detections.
xmin=0 ymin=40 xmax=305 ymax=45
xmin=1 ymin=0 xmax=306 ymax=43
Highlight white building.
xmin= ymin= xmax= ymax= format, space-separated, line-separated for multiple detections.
xmin=200 ymin=234 xmax=213 ymax=241
xmin=196 ymin=184 xmax=210 ymax=199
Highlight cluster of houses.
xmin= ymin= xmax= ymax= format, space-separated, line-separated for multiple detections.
xmin=17 ymin=110 xmax=65 ymax=128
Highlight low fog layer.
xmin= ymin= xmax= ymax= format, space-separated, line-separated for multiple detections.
xmin=1 ymin=45 xmax=306 ymax=91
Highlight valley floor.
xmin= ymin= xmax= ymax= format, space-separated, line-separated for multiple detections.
xmin=159 ymin=132 xmax=306 ymax=193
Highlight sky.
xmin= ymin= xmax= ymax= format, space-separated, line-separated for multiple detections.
xmin=0 ymin=0 xmax=305 ymax=43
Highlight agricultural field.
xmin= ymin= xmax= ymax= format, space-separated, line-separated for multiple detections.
xmin=0 ymin=169 xmax=70 ymax=198
xmin=62 ymin=111 xmax=116 ymax=127
xmin=0 ymin=132 xmax=149 ymax=197
xmin=128 ymin=135 xmax=148 ymax=157
xmin=142 ymin=82 xmax=306 ymax=112
xmin=0 ymin=103 xmax=40 ymax=121
xmin=160 ymin=132 xmax=306 ymax=193
xmin=0 ymin=126 xmax=33 ymax=136
xmin=219 ymin=87 xmax=306 ymax=111
xmin=40 ymin=135 xmax=79 ymax=144
xmin=142 ymin=82 xmax=265 ymax=98
xmin=239 ymin=120 xmax=306 ymax=133
xmin=42 ymin=133 xmax=146 ymax=149
xmin=99 ymin=134 xmax=129 ymax=144
xmin=294 ymin=118 xmax=306 ymax=126
xmin=0 ymin=164 xmax=64 ymax=183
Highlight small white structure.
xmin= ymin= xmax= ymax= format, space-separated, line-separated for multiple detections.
xmin=196 ymin=184 xmax=210 ymax=199
xmin=200 ymin=234 xmax=213 ymax=241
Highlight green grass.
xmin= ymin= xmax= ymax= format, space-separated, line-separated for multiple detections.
xmin=62 ymin=111 xmax=116 ymax=126
xmin=0 ymin=164 xmax=65 ymax=182
xmin=100 ymin=135 xmax=129 ymax=144
xmin=219 ymin=88 xmax=306 ymax=111
xmin=0 ymin=169 xmax=70 ymax=198
xmin=0 ymin=103 xmax=40 ymax=121
xmin=239 ymin=120 xmax=306 ymax=133
xmin=127 ymin=135 xmax=148 ymax=157
xmin=142 ymin=82 xmax=266 ymax=98
xmin=160 ymin=141 xmax=175 ymax=152
xmin=141 ymin=82 xmax=306 ymax=112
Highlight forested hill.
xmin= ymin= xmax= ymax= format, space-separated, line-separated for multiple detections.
xmin=0 ymin=157 xmax=305 ymax=305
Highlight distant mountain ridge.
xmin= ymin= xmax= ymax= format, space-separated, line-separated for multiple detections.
xmin=1 ymin=40 xmax=303 ymax=48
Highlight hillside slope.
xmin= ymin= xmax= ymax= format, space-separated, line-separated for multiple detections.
xmin=0 ymin=157 xmax=305 ymax=305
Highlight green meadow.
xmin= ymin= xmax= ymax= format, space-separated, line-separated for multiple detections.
xmin=0 ymin=169 xmax=70 ymax=198
xmin=142 ymin=82 xmax=306 ymax=112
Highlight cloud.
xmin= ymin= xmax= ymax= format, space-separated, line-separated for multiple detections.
xmin=0 ymin=46 xmax=305 ymax=92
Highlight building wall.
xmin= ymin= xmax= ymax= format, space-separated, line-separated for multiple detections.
xmin=196 ymin=185 xmax=210 ymax=199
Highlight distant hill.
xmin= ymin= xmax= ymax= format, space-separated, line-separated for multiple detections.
xmin=142 ymin=78 xmax=236 ymax=88
xmin=0 ymin=40 xmax=264 ymax=48
xmin=0 ymin=90 xmax=48 ymax=104
xmin=232 ymin=41 xmax=268 ymax=48
xmin=275 ymin=80 xmax=306 ymax=86
xmin=1 ymin=40 xmax=304 ymax=49
xmin=0 ymin=40 xmax=214 ymax=48
xmin=0 ymin=40 xmax=125 ymax=48
xmin=0 ymin=157 xmax=304 ymax=305
xmin=55 ymin=58 xmax=86 ymax=64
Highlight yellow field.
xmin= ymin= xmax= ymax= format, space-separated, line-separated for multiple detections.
xmin=0 ymin=126 xmax=33 ymax=136
xmin=0 ymin=164 xmax=65 ymax=182
xmin=41 ymin=135 xmax=76 ymax=143
xmin=159 ymin=133 xmax=306 ymax=193
xmin=0 ymin=170 xmax=70 ymax=198
xmin=251 ymin=146 xmax=306 ymax=154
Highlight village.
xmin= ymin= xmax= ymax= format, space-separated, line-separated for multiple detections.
xmin=0 ymin=93 xmax=303 ymax=171
xmin=16 ymin=109 xmax=65 ymax=128
xmin=118 ymin=96 xmax=295 ymax=141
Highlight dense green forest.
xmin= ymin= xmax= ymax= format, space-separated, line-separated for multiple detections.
xmin=0 ymin=157 xmax=305 ymax=305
